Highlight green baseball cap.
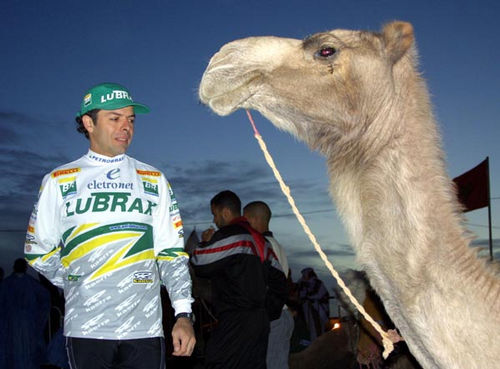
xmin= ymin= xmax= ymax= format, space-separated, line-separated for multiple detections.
xmin=77 ymin=82 xmax=150 ymax=117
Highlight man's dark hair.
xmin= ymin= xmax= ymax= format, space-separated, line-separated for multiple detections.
xmin=211 ymin=190 xmax=241 ymax=215
xmin=75 ymin=109 xmax=100 ymax=139
xmin=13 ymin=258 xmax=28 ymax=274
xmin=243 ymin=201 xmax=272 ymax=224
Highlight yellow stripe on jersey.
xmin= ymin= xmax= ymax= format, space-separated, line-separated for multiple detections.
xmin=65 ymin=223 xmax=100 ymax=243
xmin=140 ymin=176 xmax=158 ymax=184
xmin=57 ymin=176 xmax=76 ymax=183
xmin=61 ymin=232 xmax=142 ymax=267
xmin=157 ymin=250 xmax=189 ymax=261
xmin=41 ymin=246 xmax=62 ymax=262
xmin=89 ymin=240 xmax=155 ymax=281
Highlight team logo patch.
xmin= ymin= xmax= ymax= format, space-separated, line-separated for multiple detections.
xmin=59 ymin=181 xmax=77 ymax=198
xmin=142 ymin=180 xmax=158 ymax=196
xmin=84 ymin=93 xmax=92 ymax=107
xmin=106 ymin=168 xmax=120 ymax=180
xmin=133 ymin=271 xmax=153 ymax=284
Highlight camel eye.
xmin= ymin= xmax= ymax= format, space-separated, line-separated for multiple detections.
xmin=317 ymin=47 xmax=336 ymax=58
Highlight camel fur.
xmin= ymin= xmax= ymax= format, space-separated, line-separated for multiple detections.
xmin=198 ymin=21 xmax=500 ymax=369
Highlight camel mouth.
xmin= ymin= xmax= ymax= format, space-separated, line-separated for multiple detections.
xmin=199 ymin=72 xmax=260 ymax=116
xmin=202 ymin=91 xmax=256 ymax=117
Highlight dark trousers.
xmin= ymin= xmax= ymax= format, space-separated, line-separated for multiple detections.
xmin=66 ymin=337 xmax=165 ymax=369
xmin=205 ymin=309 xmax=269 ymax=369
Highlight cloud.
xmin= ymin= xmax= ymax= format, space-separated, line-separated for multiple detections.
xmin=288 ymin=239 xmax=354 ymax=258
xmin=0 ymin=112 xmax=56 ymax=145
xmin=0 ymin=112 xmax=75 ymax=233
xmin=160 ymin=159 xmax=331 ymax=226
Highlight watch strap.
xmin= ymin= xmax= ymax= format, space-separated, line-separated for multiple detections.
xmin=175 ymin=312 xmax=194 ymax=323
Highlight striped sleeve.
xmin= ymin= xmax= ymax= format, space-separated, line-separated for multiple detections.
xmin=151 ymin=171 xmax=193 ymax=314
xmin=24 ymin=172 xmax=65 ymax=287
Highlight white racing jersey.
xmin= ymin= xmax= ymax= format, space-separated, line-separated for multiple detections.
xmin=25 ymin=150 xmax=193 ymax=339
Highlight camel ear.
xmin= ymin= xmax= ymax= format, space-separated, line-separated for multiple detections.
xmin=382 ymin=21 xmax=414 ymax=63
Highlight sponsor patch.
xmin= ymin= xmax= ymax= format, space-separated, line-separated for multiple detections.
xmin=25 ymin=233 xmax=37 ymax=245
xmin=142 ymin=181 xmax=158 ymax=196
xmin=133 ymin=271 xmax=153 ymax=284
xmin=65 ymin=193 xmax=157 ymax=217
xmin=101 ymin=90 xmax=131 ymax=103
xmin=52 ymin=168 xmax=81 ymax=178
xmin=136 ymin=169 xmax=161 ymax=177
xmin=68 ymin=274 xmax=81 ymax=282
xmin=174 ymin=220 xmax=183 ymax=229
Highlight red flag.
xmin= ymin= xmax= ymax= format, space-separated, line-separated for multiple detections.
xmin=452 ymin=158 xmax=489 ymax=212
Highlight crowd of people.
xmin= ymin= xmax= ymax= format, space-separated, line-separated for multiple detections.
xmin=1 ymin=82 xmax=333 ymax=369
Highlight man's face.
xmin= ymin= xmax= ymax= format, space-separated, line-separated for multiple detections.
xmin=211 ymin=204 xmax=227 ymax=229
xmin=85 ymin=106 xmax=135 ymax=157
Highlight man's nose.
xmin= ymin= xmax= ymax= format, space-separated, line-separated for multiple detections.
xmin=120 ymin=118 xmax=132 ymax=131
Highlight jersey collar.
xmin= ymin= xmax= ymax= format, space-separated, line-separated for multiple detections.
xmin=86 ymin=149 xmax=125 ymax=164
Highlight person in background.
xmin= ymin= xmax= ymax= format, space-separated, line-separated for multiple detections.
xmin=191 ymin=190 xmax=287 ymax=369
xmin=0 ymin=258 xmax=50 ymax=369
xmin=24 ymin=82 xmax=195 ymax=369
xmin=297 ymin=267 xmax=330 ymax=341
xmin=244 ymin=201 xmax=294 ymax=369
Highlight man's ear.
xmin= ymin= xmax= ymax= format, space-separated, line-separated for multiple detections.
xmin=222 ymin=208 xmax=233 ymax=222
xmin=82 ymin=115 xmax=95 ymax=134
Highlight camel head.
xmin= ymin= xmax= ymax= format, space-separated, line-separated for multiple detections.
xmin=199 ymin=21 xmax=417 ymax=161
xmin=200 ymin=22 xmax=500 ymax=369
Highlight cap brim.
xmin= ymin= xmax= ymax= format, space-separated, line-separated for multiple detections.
xmin=131 ymin=103 xmax=150 ymax=114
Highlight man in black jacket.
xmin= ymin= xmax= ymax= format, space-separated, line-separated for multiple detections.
xmin=191 ymin=190 xmax=287 ymax=369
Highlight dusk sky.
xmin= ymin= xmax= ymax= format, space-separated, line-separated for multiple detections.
xmin=1 ymin=0 xmax=499 ymax=291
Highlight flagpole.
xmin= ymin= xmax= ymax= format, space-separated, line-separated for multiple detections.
xmin=486 ymin=157 xmax=493 ymax=261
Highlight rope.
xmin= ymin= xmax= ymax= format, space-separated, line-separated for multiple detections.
xmin=245 ymin=110 xmax=396 ymax=358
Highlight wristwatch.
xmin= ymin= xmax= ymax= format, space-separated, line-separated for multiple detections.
xmin=175 ymin=312 xmax=194 ymax=323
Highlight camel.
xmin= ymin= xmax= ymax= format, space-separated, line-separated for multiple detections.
xmin=198 ymin=21 xmax=500 ymax=369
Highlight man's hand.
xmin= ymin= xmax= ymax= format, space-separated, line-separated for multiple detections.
xmin=201 ymin=227 xmax=215 ymax=242
xmin=171 ymin=317 xmax=196 ymax=356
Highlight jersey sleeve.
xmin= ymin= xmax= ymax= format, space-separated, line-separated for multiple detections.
xmin=24 ymin=173 xmax=65 ymax=287
xmin=153 ymin=174 xmax=193 ymax=314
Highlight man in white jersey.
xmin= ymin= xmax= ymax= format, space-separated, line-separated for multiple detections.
xmin=24 ymin=82 xmax=195 ymax=369
xmin=243 ymin=201 xmax=294 ymax=369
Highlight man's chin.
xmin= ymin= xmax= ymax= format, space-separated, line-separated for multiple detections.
xmin=114 ymin=143 xmax=130 ymax=155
